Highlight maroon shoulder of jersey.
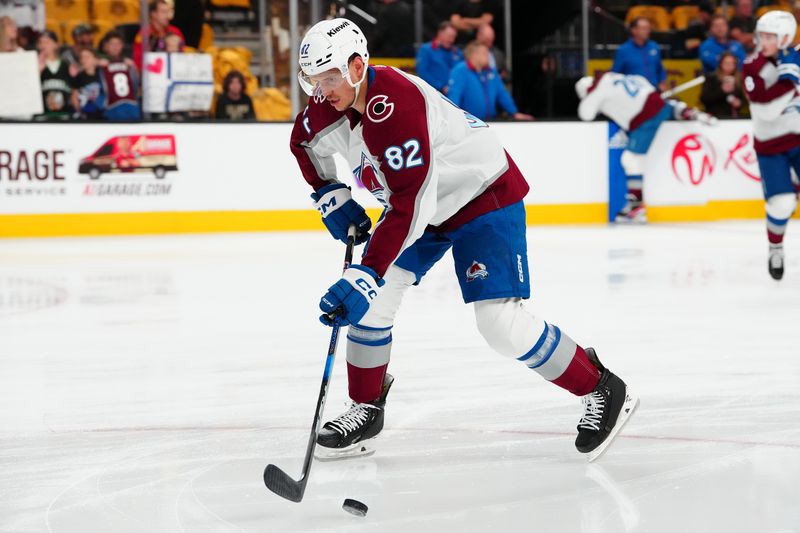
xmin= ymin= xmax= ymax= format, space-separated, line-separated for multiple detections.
xmin=289 ymin=91 xmax=348 ymax=191
xmin=743 ymin=52 xmax=796 ymax=104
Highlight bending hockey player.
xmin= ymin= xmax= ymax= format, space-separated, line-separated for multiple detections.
xmin=575 ymin=72 xmax=717 ymax=223
xmin=290 ymin=18 xmax=638 ymax=462
xmin=742 ymin=11 xmax=800 ymax=280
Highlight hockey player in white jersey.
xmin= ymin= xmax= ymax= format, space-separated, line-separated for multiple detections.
xmin=575 ymin=72 xmax=717 ymax=223
xmin=742 ymin=11 xmax=800 ymax=280
xmin=289 ymin=18 xmax=639 ymax=462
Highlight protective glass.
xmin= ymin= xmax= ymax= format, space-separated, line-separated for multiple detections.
xmin=298 ymin=70 xmax=348 ymax=96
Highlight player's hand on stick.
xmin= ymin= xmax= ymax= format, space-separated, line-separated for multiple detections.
xmin=311 ymin=183 xmax=371 ymax=245
xmin=319 ymin=265 xmax=384 ymax=327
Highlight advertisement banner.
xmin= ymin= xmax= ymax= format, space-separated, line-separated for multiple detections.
xmin=0 ymin=122 xmax=609 ymax=217
xmin=642 ymin=120 xmax=764 ymax=206
xmin=142 ymin=52 xmax=214 ymax=113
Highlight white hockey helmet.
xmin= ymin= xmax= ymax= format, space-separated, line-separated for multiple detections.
xmin=298 ymin=18 xmax=369 ymax=97
xmin=575 ymin=76 xmax=594 ymax=100
xmin=755 ymin=10 xmax=797 ymax=50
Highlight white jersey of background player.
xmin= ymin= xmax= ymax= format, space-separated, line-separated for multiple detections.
xmin=288 ymin=18 xmax=638 ymax=462
xmin=575 ymin=72 xmax=716 ymax=223
xmin=742 ymin=11 xmax=800 ymax=280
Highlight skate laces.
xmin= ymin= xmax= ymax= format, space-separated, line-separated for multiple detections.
xmin=328 ymin=402 xmax=379 ymax=435
xmin=578 ymin=391 xmax=605 ymax=432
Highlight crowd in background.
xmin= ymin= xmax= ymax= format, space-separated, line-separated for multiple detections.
xmin=606 ymin=0 xmax=800 ymax=118
xmin=0 ymin=0 xmax=252 ymax=121
xmin=1 ymin=0 xmax=799 ymax=122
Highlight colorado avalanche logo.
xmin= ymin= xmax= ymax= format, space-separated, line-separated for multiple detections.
xmin=466 ymin=261 xmax=488 ymax=282
xmin=671 ymin=133 xmax=716 ymax=186
xmin=312 ymin=85 xmax=325 ymax=104
xmin=366 ymin=95 xmax=394 ymax=123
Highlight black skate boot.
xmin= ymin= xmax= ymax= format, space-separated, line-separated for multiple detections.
xmin=315 ymin=373 xmax=394 ymax=460
xmin=575 ymin=349 xmax=638 ymax=461
xmin=769 ymin=244 xmax=784 ymax=281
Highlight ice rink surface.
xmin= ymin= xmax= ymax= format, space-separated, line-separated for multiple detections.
xmin=1 ymin=221 xmax=799 ymax=533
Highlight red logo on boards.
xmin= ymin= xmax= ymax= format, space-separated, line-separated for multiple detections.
xmin=724 ymin=133 xmax=760 ymax=182
xmin=671 ymin=134 xmax=716 ymax=186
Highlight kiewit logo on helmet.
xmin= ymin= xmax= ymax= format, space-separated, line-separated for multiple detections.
xmin=466 ymin=261 xmax=489 ymax=282
xmin=300 ymin=44 xmax=311 ymax=57
xmin=326 ymin=21 xmax=350 ymax=37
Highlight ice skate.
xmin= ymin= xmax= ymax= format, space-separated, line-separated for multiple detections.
xmin=614 ymin=195 xmax=647 ymax=224
xmin=315 ymin=373 xmax=394 ymax=461
xmin=769 ymin=245 xmax=784 ymax=280
xmin=575 ymin=349 xmax=639 ymax=461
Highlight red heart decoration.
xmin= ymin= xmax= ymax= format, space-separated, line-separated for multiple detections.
xmin=146 ymin=57 xmax=164 ymax=74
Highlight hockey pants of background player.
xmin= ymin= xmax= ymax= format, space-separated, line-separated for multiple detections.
xmin=344 ymin=202 xmax=601 ymax=404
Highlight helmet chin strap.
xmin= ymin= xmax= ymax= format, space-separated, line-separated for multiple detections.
xmin=346 ymin=63 xmax=369 ymax=110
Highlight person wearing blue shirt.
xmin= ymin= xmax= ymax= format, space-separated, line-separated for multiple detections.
xmin=699 ymin=15 xmax=746 ymax=73
xmin=416 ymin=21 xmax=464 ymax=93
xmin=611 ymin=17 xmax=667 ymax=91
xmin=446 ymin=41 xmax=533 ymax=121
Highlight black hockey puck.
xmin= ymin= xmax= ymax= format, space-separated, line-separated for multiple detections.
xmin=342 ymin=498 xmax=368 ymax=517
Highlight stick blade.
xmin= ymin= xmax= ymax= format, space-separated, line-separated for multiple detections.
xmin=264 ymin=464 xmax=305 ymax=502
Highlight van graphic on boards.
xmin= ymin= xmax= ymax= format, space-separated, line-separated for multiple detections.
xmin=78 ymin=134 xmax=178 ymax=180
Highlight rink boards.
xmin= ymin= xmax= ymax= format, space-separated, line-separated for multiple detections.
xmin=0 ymin=120 xmax=787 ymax=237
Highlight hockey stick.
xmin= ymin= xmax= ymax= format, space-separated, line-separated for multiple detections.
xmin=264 ymin=224 xmax=357 ymax=502
xmin=661 ymin=75 xmax=706 ymax=99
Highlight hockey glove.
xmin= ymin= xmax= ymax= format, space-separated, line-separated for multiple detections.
xmin=319 ymin=265 xmax=384 ymax=327
xmin=777 ymin=63 xmax=800 ymax=86
xmin=671 ymin=101 xmax=718 ymax=126
xmin=311 ymin=183 xmax=371 ymax=245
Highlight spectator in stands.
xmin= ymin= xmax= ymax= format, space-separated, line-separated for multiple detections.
xmin=0 ymin=0 xmax=44 ymax=50
xmin=164 ymin=31 xmax=184 ymax=53
xmin=372 ymin=0 xmax=415 ymax=57
xmin=416 ymin=21 xmax=463 ymax=94
xmin=215 ymin=70 xmax=255 ymax=120
xmin=450 ymin=0 xmax=495 ymax=45
xmin=61 ymin=23 xmax=96 ymax=67
xmin=475 ymin=23 xmax=507 ymax=81
xmin=171 ymin=0 xmax=205 ymax=49
xmin=671 ymin=2 xmax=713 ymax=58
xmin=37 ymin=31 xmax=78 ymax=120
xmin=700 ymin=51 xmax=748 ymax=118
xmin=447 ymin=41 xmax=533 ymax=121
xmin=0 ymin=15 xmax=22 ymax=52
xmin=134 ymin=0 xmax=186 ymax=69
xmin=74 ymin=47 xmax=105 ymax=120
xmin=700 ymin=14 xmax=746 ymax=73
xmin=99 ymin=30 xmax=141 ymax=121
xmin=729 ymin=0 xmax=757 ymax=52
xmin=611 ymin=17 xmax=667 ymax=92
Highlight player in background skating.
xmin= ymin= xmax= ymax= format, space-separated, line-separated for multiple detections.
xmin=741 ymin=11 xmax=800 ymax=280
xmin=575 ymin=72 xmax=717 ymax=223
xmin=289 ymin=18 xmax=639 ymax=462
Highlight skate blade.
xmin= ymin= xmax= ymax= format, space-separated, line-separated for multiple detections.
xmin=587 ymin=390 xmax=640 ymax=463
xmin=315 ymin=443 xmax=376 ymax=462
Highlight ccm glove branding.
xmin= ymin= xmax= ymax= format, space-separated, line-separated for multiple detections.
xmin=319 ymin=265 xmax=384 ymax=326
xmin=311 ymin=183 xmax=372 ymax=244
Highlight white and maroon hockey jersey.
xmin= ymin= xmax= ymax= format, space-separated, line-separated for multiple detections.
xmin=742 ymin=53 xmax=800 ymax=155
xmin=578 ymin=72 xmax=666 ymax=132
xmin=290 ymin=65 xmax=529 ymax=278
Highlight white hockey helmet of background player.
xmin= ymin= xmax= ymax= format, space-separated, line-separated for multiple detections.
xmin=755 ymin=10 xmax=797 ymax=51
xmin=575 ymin=76 xmax=594 ymax=100
xmin=297 ymin=18 xmax=370 ymax=97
